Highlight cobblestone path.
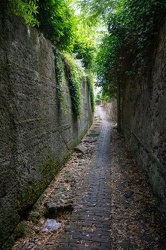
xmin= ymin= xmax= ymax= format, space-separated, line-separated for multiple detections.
xmin=56 ymin=106 xmax=111 ymax=250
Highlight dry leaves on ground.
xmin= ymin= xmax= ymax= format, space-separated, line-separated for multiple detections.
xmin=110 ymin=127 xmax=166 ymax=250
xmin=11 ymin=115 xmax=102 ymax=250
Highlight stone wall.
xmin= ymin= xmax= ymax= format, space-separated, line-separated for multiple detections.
xmin=122 ymin=21 xmax=166 ymax=215
xmin=103 ymin=98 xmax=117 ymax=122
xmin=0 ymin=15 xmax=92 ymax=247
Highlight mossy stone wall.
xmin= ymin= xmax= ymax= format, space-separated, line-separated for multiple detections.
xmin=122 ymin=21 xmax=166 ymax=216
xmin=0 ymin=14 xmax=93 ymax=247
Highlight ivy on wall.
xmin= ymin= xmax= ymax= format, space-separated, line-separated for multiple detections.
xmin=54 ymin=48 xmax=68 ymax=112
xmin=95 ymin=0 xmax=166 ymax=97
xmin=6 ymin=0 xmax=96 ymax=116
xmin=63 ymin=53 xmax=85 ymax=116
xmin=54 ymin=49 xmax=95 ymax=116
xmin=87 ymin=74 xmax=95 ymax=113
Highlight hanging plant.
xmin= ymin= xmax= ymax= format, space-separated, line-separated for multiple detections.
xmin=64 ymin=53 xmax=85 ymax=116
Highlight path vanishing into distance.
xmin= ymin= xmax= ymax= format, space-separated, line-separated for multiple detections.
xmin=13 ymin=106 xmax=166 ymax=250
xmin=56 ymin=106 xmax=111 ymax=250
xmin=55 ymin=106 xmax=166 ymax=250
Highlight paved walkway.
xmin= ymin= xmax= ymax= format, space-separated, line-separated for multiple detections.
xmin=12 ymin=106 xmax=166 ymax=249
xmin=56 ymin=106 xmax=111 ymax=250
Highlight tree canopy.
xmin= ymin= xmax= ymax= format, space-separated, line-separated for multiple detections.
xmin=7 ymin=0 xmax=166 ymax=100
xmin=84 ymin=0 xmax=166 ymax=99
xmin=37 ymin=0 xmax=77 ymax=51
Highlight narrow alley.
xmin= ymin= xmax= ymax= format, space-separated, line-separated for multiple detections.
xmin=55 ymin=106 xmax=111 ymax=249
xmin=13 ymin=106 xmax=166 ymax=250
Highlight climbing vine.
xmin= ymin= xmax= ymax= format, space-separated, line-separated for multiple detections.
xmin=86 ymin=74 xmax=95 ymax=113
xmin=53 ymin=48 xmax=68 ymax=112
xmin=94 ymin=0 xmax=166 ymax=97
xmin=6 ymin=0 xmax=96 ymax=116
xmin=64 ymin=54 xmax=86 ymax=116
xmin=8 ymin=0 xmax=97 ymax=66
xmin=109 ymin=0 xmax=166 ymax=74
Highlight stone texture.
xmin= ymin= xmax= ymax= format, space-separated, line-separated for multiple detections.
xmin=0 ymin=14 xmax=92 ymax=247
xmin=74 ymin=146 xmax=88 ymax=154
xmin=122 ymin=21 xmax=166 ymax=215
xmin=103 ymin=98 xmax=117 ymax=122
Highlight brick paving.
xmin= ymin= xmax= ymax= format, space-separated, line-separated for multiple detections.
xmin=55 ymin=106 xmax=111 ymax=250
xmin=10 ymin=106 xmax=166 ymax=250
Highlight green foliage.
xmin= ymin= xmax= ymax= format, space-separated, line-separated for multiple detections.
xmin=37 ymin=0 xmax=77 ymax=51
xmin=107 ymin=0 xmax=166 ymax=76
xmin=9 ymin=0 xmax=78 ymax=51
xmin=64 ymin=53 xmax=95 ymax=116
xmin=71 ymin=13 xmax=98 ymax=70
xmin=8 ymin=0 xmax=165 ymax=102
xmin=64 ymin=53 xmax=85 ymax=116
xmin=78 ymin=0 xmax=117 ymax=23
xmin=95 ymin=34 xmax=117 ymax=98
xmin=10 ymin=0 xmax=39 ymax=26
xmin=94 ymin=0 xmax=166 ymax=97
xmin=95 ymin=89 xmax=102 ymax=102
xmin=54 ymin=48 xmax=68 ymax=112
xmin=8 ymin=0 xmax=96 ymax=114
xmin=8 ymin=0 xmax=98 ymax=70
xmin=87 ymin=73 xmax=95 ymax=112
xmin=73 ymin=40 xmax=96 ymax=70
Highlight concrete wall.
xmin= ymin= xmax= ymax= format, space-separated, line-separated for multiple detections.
xmin=122 ymin=21 xmax=166 ymax=215
xmin=0 ymin=15 xmax=92 ymax=246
